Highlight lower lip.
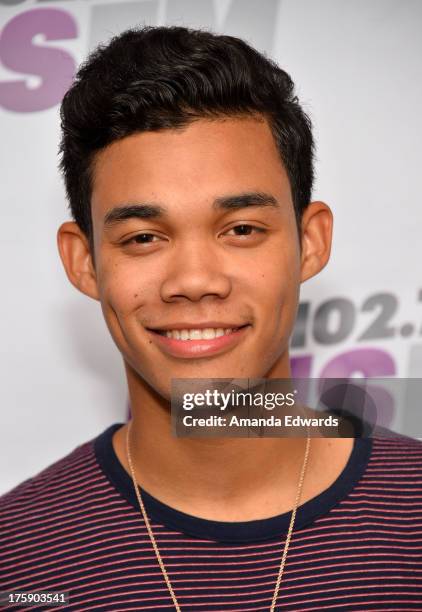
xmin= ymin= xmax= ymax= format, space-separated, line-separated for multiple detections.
xmin=147 ymin=326 xmax=251 ymax=359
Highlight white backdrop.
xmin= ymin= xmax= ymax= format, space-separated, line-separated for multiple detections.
xmin=1 ymin=0 xmax=421 ymax=494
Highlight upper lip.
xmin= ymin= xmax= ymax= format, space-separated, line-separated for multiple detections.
xmin=147 ymin=322 xmax=250 ymax=331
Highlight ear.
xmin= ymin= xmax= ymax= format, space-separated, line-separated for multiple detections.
xmin=57 ymin=222 xmax=99 ymax=300
xmin=300 ymin=201 xmax=333 ymax=283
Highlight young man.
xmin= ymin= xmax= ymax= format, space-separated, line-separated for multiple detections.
xmin=1 ymin=26 xmax=421 ymax=611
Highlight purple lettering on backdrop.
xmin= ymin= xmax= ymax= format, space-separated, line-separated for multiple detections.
xmin=291 ymin=348 xmax=395 ymax=379
xmin=290 ymin=354 xmax=313 ymax=378
xmin=290 ymin=355 xmax=313 ymax=404
xmin=319 ymin=348 xmax=396 ymax=428
xmin=0 ymin=8 xmax=77 ymax=112
xmin=319 ymin=347 xmax=396 ymax=378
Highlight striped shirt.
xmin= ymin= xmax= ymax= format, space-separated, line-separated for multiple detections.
xmin=1 ymin=422 xmax=421 ymax=611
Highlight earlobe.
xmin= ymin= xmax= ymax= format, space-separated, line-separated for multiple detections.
xmin=57 ymin=222 xmax=100 ymax=300
xmin=300 ymin=201 xmax=333 ymax=283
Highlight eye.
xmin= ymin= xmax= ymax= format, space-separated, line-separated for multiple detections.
xmin=133 ymin=233 xmax=157 ymax=243
xmin=123 ymin=233 xmax=160 ymax=245
xmin=225 ymin=224 xmax=266 ymax=237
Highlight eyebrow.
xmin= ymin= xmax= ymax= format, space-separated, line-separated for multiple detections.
xmin=213 ymin=192 xmax=278 ymax=210
xmin=103 ymin=192 xmax=279 ymax=227
xmin=104 ymin=204 xmax=166 ymax=226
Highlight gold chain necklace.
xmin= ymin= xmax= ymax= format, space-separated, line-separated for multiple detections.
xmin=126 ymin=419 xmax=311 ymax=611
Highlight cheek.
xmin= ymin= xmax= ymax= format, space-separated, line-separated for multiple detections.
xmin=97 ymin=259 xmax=155 ymax=319
xmin=248 ymin=242 xmax=301 ymax=312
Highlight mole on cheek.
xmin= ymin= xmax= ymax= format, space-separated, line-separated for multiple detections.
xmin=134 ymin=294 xmax=138 ymax=298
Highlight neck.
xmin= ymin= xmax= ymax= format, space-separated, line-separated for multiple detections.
xmin=112 ymin=363 xmax=354 ymax=522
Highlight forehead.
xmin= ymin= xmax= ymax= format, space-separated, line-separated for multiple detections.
xmin=91 ymin=115 xmax=292 ymax=222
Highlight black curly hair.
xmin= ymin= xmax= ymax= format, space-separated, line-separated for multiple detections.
xmin=59 ymin=26 xmax=314 ymax=247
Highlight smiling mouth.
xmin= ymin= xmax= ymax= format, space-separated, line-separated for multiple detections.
xmin=149 ymin=325 xmax=249 ymax=341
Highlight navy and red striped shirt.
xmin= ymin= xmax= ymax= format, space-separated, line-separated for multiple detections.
xmin=1 ymin=422 xmax=421 ymax=611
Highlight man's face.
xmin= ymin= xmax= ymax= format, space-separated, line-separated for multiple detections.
xmin=88 ymin=116 xmax=304 ymax=398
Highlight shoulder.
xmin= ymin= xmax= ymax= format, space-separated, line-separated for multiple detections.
xmin=370 ymin=430 xmax=422 ymax=457
xmin=0 ymin=432 xmax=129 ymax=565
xmin=0 ymin=428 xmax=133 ymax=587
xmin=0 ymin=430 xmax=121 ymax=545
xmin=0 ymin=437 xmax=100 ymax=529
xmin=358 ymin=432 xmax=422 ymax=497
xmin=369 ymin=430 xmax=422 ymax=459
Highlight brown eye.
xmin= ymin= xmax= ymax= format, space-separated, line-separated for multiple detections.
xmin=233 ymin=225 xmax=253 ymax=235
xmin=133 ymin=233 xmax=156 ymax=243
xmin=226 ymin=224 xmax=266 ymax=236
xmin=123 ymin=233 xmax=159 ymax=246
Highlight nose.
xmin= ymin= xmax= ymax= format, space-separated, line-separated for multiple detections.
xmin=160 ymin=239 xmax=232 ymax=303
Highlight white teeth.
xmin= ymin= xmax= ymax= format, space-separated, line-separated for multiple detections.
xmin=189 ymin=329 xmax=202 ymax=340
xmin=163 ymin=327 xmax=238 ymax=340
xmin=202 ymin=328 xmax=216 ymax=339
